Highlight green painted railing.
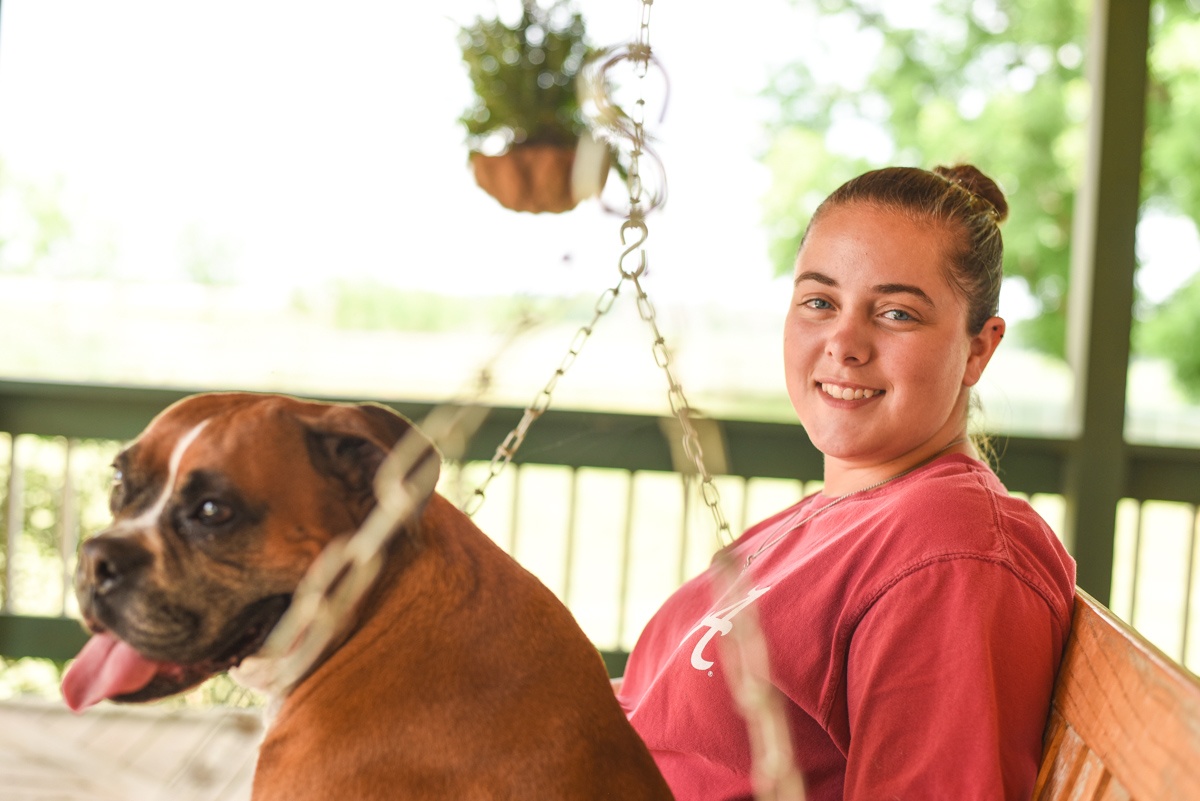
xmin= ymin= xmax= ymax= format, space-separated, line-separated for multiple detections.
xmin=3 ymin=378 xmax=1200 ymax=675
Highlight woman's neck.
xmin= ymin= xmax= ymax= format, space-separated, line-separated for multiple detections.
xmin=821 ymin=434 xmax=973 ymax=497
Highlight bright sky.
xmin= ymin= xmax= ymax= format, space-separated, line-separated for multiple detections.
xmin=0 ymin=0 xmax=1194 ymax=310
xmin=0 ymin=0 xmax=820 ymax=311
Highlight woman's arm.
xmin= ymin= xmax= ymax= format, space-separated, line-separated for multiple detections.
xmin=842 ymin=560 xmax=1064 ymax=800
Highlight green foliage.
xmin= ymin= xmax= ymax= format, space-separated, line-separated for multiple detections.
xmin=763 ymin=0 xmax=1199 ymax=369
xmin=1136 ymin=8 xmax=1200 ymax=398
xmin=325 ymin=282 xmax=482 ymax=332
xmin=179 ymin=224 xmax=236 ymax=287
xmin=304 ymin=280 xmax=597 ymax=334
xmin=0 ymin=657 xmax=66 ymax=701
xmin=458 ymin=0 xmax=594 ymax=152
xmin=0 ymin=158 xmax=122 ymax=280
xmin=0 ymin=436 xmax=120 ymax=616
xmin=1139 ymin=272 xmax=1200 ymax=401
xmin=760 ymin=128 xmax=872 ymax=280
xmin=1143 ymin=10 xmax=1200 ymax=225
xmin=0 ymin=159 xmax=75 ymax=276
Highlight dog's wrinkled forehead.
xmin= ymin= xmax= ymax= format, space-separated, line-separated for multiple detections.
xmin=120 ymin=394 xmax=261 ymax=471
xmin=110 ymin=395 xmax=262 ymax=518
xmin=116 ymin=392 xmax=429 ymax=503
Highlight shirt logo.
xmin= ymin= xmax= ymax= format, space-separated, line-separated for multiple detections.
xmin=680 ymin=585 xmax=772 ymax=671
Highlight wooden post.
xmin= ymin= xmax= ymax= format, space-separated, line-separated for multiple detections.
xmin=1062 ymin=0 xmax=1150 ymax=604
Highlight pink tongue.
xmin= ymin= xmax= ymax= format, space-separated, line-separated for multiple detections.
xmin=61 ymin=632 xmax=161 ymax=712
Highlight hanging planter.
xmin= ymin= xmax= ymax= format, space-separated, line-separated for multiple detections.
xmin=458 ymin=0 xmax=611 ymax=214
xmin=469 ymin=136 xmax=609 ymax=214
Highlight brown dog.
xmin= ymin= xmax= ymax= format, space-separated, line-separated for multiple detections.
xmin=62 ymin=392 xmax=673 ymax=800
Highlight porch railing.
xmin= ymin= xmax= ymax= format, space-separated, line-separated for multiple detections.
xmin=2 ymin=378 xmax=1199 ymax=680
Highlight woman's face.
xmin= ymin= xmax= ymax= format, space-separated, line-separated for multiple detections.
xmin=783 ymin=202 xmax=1002 ymax=479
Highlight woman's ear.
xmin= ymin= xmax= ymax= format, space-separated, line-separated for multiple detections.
xmin=964 ymin=316 xmax=1006 ymax=388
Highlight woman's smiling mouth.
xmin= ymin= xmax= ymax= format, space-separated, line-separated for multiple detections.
xmin=820 ymin=382 xmax=882 ymax=400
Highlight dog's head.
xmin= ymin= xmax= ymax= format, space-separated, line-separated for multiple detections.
xmin=62 ymin=392 xmax=438 ymax=710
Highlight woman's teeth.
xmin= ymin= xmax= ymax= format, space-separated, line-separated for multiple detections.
xmin=821 ymin=383 xmax=878 ymax=400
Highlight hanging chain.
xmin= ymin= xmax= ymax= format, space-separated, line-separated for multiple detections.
xmin=619 ymin=0 xmax=731 ymax=546
xmin=467 ymin=0 xmax=731 ymax=547
xmin=463 ymin=283 xmax=620 ymax=516
xmin=615 ymin=4 xmax=806 ymax=800
xmin=628 ymin=273 xmax=731 ymax=544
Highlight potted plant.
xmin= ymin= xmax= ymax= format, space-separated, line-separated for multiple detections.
xmin=457 ymin=0 xmax=611 ymax=213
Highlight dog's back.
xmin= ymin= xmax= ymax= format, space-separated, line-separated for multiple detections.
xmin=252 ymin=492 xmax=674 ymax=800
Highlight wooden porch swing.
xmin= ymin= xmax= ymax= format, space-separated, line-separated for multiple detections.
xmin=1033 ymin=588 xmax=1200 ymax=800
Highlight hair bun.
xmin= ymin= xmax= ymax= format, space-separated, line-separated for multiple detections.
xmin=934 ymin=164 xmax=1008 ymax=222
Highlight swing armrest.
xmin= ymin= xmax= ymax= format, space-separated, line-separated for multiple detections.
xmin=1033 ymin=588 xmax=1200 ymax=800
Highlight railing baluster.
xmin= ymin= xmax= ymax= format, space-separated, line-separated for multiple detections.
xmin=677 ymin=473 xmax=691 ymax=589
xmin=1184 ymin=504 xmax=1200 ymax=670
xmin=1130 ymin=500 xmax=1147 ymax=627
xmin=616 ymin=476 xmax=636 ymax=649
xmin=562 ymin=468 xmax=580 ymax=607
xmin=506 ymin=463 xmax=522 ymax=557
xmin=59 ymin=438 xmax=79 ymax=615
xmin=4 ymin=435 xmax=23 ymax=614
xmin=737 ymin=476 xmax=751 ymax=538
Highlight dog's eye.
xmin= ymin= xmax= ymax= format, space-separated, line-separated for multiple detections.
xmin=109 ymin=467 xmax=127 ymax=512
xmin=195 ymin=499 xmax=233 ymax=526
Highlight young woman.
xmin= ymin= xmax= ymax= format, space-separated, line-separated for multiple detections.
xmin=616 ymin=165 xmax=1077 ymax=800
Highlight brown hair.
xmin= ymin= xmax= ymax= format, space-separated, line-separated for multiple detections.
xmin=803 ymin=164 xmax=1008 ymax=335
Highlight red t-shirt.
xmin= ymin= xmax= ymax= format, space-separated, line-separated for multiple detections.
xmin=617 ymin=454 xmax=1076 ymax=800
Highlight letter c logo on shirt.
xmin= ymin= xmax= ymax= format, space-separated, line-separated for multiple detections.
xmin=681 ymin=585 xmax=772 ymax=671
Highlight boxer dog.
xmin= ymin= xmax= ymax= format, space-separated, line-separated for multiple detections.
xmin=62 ymin=392 xmax=673 ymax=800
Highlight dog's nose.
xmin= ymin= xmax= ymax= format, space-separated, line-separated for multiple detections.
xmin=79 ymin=536 xmax=151 ymax=596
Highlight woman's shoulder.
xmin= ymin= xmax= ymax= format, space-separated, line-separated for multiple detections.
xmin=849 ymin=454 xmax=1076 ymax=622
xmin=872 ymin=453 xmax=1040 ymax=538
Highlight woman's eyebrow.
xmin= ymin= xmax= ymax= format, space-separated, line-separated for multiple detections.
xmin=874 ymin=283 xmax=934 ymax=307
xmin=794 ymin=270 xmax=836 ymax=287
xmin=795 ymin=272 xmax=935 ymax=308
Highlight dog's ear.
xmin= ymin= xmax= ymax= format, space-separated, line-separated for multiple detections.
xmin=301 ymin=403 xmax=441 ymax=517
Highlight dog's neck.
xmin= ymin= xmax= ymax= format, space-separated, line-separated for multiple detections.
xmin=231 ymin=504 xmax=437 ymax=721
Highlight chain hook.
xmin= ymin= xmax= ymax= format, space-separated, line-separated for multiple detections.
xmin=618 ymin=217 xmax=649 ymax=278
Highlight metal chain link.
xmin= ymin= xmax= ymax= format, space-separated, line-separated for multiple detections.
xmin=617 ymin=5 xmax=806 ymax=800
xmin=629 ymin=273 xmax=732 ymax=544
xmin=467 ymin=0 xmax=732 ymax=547
xmin=620 ymin=0 xmax=731 ymax=547
xmin=462 ymin=283 xmax=621 ymax=516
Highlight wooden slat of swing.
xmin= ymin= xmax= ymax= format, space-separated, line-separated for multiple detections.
xmin=1033 ymin=589 xmax=1200 ymax=800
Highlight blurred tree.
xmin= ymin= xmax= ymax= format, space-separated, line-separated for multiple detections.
xmin=0 ymin=158 xmax=121 ymax=280
xmin=762 ymin=0 xmax=1200 ymax=392
xmin=180 ymin=224 xmax=236 ymax=286
xmin=1139 ymin=272 xmax=1200 ymax=401
xmin=0 ymin=159 xmax=74 ymax=275
xmin=1137 ymin=10 xmax=1200 ymax=398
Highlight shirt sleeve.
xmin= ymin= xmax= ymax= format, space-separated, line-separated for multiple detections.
xmin=842 ymin=558 xmax=1062 ymax=800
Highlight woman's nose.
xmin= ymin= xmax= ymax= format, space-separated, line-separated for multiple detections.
xmin=825 ymin=316 xmax=872 ymax=364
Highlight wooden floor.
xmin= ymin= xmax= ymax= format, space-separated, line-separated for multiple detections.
xmin=1 ymin=697 xmax=263 ymax=801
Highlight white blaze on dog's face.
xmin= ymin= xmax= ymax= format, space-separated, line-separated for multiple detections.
xmin=69 ymin=392 xmax=436 ymax=706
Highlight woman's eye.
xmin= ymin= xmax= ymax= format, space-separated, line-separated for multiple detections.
xmin=803 ymin=298 xmax=833 ymax=310
xmin=195 ymin=500 xmax=233 ymax=526
xmin=883 ymin=309 xmax=914 ymax=321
